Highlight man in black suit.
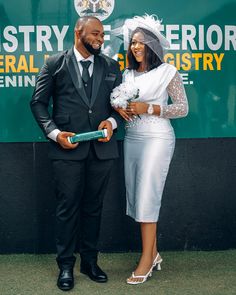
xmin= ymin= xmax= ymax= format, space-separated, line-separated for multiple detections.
xmin=30 ymin=16 xmax=122 ymax=291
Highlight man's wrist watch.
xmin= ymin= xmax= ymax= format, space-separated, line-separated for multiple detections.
xmin=147 ymin=104 xmax=154 ymax=115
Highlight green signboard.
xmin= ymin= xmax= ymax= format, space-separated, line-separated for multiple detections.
xmin=0 ymin=0 xmax=235 ymax=141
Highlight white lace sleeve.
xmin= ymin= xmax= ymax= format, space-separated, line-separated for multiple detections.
xmin=122 ymin=69 xmax=130 ymax=82
xmin=160 ymin=72 xmax=189 ymax=119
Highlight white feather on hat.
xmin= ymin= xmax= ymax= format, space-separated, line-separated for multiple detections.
xmin=124 ymin=13 xmax=170 ymax=49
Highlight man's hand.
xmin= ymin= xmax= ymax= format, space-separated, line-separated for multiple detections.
xmin=98 ymin=120 xmax=113 ymax=142
xmin=56 ymin=131 xmax=79 ymax=149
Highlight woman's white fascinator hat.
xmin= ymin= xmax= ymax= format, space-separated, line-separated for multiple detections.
xmin=108 ymin=13 xmax=170 ymax=61
xmin=124 ymin=14 xmax=170 ymax=49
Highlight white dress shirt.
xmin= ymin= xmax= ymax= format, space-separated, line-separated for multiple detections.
xmin=48 ymin=46 xmax=117 ymax=142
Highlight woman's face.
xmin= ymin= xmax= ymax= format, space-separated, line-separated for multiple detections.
xmin=130 ymin=32 xmax=146 ymax=63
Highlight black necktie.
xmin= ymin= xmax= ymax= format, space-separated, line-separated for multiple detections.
xmin=81 ymin=61 xmax=91 ymax=83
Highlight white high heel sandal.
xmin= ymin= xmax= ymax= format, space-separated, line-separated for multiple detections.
xmin=126 ymin=266 xmax=153 ymax=285
xmin=153 ymin=253 xmax=163 ymax=270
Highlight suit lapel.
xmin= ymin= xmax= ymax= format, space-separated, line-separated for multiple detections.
xmin=66 ymin=48 xmax=90 ymax=107
xmin=90 ymin=56 xmax=104 ymax=107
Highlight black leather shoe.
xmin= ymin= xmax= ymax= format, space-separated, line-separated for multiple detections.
xmin=57 ymin=269 xmax=74 ymax=291
xmin=80 ymin=262 xmax=108 ymax=283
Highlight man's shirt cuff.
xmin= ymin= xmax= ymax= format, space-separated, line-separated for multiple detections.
xmin=47 ymin=129 xmax=61 ymax=142
xmin=107 ymin=117 xmax=117 ymax=130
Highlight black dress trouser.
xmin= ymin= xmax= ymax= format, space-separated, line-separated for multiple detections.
xmin=52 ymin=144 xmax=114 ymax=270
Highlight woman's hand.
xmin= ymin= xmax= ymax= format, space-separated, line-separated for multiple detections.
xmin=127 ymin=102 xmax=148 ymax=116
xmin=114 ymin=107 xmax=132 ymax=121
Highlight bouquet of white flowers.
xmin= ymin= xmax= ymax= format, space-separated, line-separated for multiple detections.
xmin=110 ymin=81 xmax=139 ymax=109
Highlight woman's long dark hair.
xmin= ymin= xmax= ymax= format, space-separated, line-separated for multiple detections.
xmin=127 ymin=27 xmax=162 ymax=71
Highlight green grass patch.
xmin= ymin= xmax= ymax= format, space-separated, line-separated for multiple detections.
xmin=0 ymin=250 xmax=236 ymax=295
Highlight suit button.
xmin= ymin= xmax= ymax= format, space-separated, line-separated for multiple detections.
xmin=88 ymin=110 xmax=92 ymax=114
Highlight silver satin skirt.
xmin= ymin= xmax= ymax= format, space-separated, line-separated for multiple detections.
xmin=124 ymin=131 xmax=175 ymax=222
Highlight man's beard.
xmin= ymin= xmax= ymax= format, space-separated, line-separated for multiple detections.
xmin=82 ymin=37 xmax=101 ymax=55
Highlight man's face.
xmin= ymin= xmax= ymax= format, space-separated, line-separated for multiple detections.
xmin=77 ymin=19 xmax=105 ymax=56
xmin=80 ymin=35 xmax=101 ymax=55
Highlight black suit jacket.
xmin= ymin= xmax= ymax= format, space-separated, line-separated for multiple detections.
xmin=30 ymin=48 xmax=122 ymax=160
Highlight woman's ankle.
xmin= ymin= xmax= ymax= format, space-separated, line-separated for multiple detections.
xmin=152 ymin=251 xmax=158 ymax=259
xmin=135 ymin=257 xmax=153 ymax=274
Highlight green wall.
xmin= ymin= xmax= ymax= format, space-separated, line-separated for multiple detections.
xmin=0 ymin=0 xmax=235 ymax=141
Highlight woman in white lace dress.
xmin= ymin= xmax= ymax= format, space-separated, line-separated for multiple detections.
xmin=114 ymin=15 xmax=189 ymax=284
